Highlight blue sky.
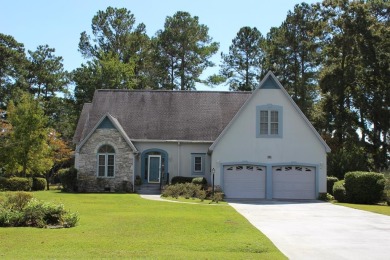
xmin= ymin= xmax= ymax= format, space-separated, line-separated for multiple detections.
xmin=1 ymin=0 xmax=319 ymax=91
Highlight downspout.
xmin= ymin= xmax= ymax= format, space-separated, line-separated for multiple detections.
xmin=132 ymin=151 xmax=139 ymax=193
xmin=132 ymin=153 xmax=135 ymax=192
xmin=177 ymin=142 xmax=181 ymax=176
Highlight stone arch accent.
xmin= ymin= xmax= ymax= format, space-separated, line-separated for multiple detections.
xmin=77 ymin=128 xmax=134 ymax=192
xmin=94 ymin=140 xmax=117 ymax=154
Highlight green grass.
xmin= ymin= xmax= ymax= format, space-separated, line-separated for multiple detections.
xmin=0 ymin=190 xmax=285 ymax=259
xmin=335 ymin=202 xmax=390 ymax=216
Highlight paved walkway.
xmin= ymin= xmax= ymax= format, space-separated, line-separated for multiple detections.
xmin=228 ymin=200 xmax=390 ymax=260
xmin=139 ymin=194 xmax=166 ymax=201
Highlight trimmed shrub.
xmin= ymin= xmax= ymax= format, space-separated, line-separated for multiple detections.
xmin=171 ymin=176 xmax=194 ymax=185
xmin=6 ymin=177 xmax=32 ymax=191
xmin=162 ymin=184 xmax=182 ymax=199
xmin=206 ymin=185 xmax=223 ymax=199
xmin=196 ymin=189 xmax=207 ymax=201
xmin=57 ymin=167 xmax=78 ymax=192
xmin=318 ymin=192 xmax=334 ymax=201
xmin=327 ymin=176 xmax=339 ymax=195
xmin=162 ymin=183 xmax=202 ymax=200
xmin=192 ymin=177 xmax=207 ymax=187
xmin=333 ymin=180 xmax=346 ymax=203
xmin=211 ymin=192 xmax=224 ymax=203
xmin=32 ymin=177 xmax=47 ymax=191
xmin=344 ymin=171 xmax=385 ymax=204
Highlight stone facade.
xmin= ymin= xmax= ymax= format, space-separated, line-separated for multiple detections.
xmin=76 ymin=128 xmax=134 ymax=192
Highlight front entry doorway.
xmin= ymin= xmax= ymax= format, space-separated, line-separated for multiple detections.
xmin=141 ymin=149 xmax=168 ymax=184
xmin=148 ymin=155 xmax=161 ymax=183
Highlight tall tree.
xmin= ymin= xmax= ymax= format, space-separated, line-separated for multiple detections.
xmin=220 ymin=27 xmax=265 ymax=91
xmin=73 ymin=51 xmax=136 ymax=112
xmin=4 ymin=93 xmax=52 ymax=177
xmin=264 ymin=3 xmax=322 ymax=117
xmin=0 ymin=34 xmax=28 ymax=109
xmin=154 ymin=11 xmax=219 ymax=90
xmin=46 ymin=129 xmax=73 ymax=189
xmin=27 ymin=45 xmax=69 ymax=99
xmin=317 ymin=0 xmax=390 ymax=174
xmin=346 ymin=0 xmax=389 ymax=171
xmin=78 ymin=7 xmax=149 ymax=88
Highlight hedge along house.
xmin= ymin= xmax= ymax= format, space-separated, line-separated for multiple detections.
xmin=73 ymin=72 xmax=330 ymax=199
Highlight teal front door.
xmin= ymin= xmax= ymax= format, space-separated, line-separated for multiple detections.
xmin=148 ymin=155 xmax=161 ymax=183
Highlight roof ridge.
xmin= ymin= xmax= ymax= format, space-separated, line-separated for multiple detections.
xmin=95 ymin=89 xmax=252 ymax=94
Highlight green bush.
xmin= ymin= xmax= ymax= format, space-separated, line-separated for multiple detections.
xmin=344 ymin=171 xmax=385 ymax=204
xmin=0 ymin=208 xmax=25 ymax=227
xmin=63 ymin=212 xmax=79 ymax=228
xmin=318 ymin=192 xmax=334 ymax=201
xmin=327 ymin=176 xmax=339 ymax=195
xmin=171 ymin=176 xmax=194 ymax=185
xmin=211 ymin=192 xmax=224 ymax=203
xmin=162 ymin=184 xmax=183 ymax=199
xmin=333 ymin=180 xmax=346 ymax=202
xmin=32 ymin=177 xmax=47 ymax=191
xmin=162 ymin=183 xmax=202 ymax=200
xmin=0 ymin=177 xmax=7 ymax=191
xmin=2 ymin=192 xmax=34 ymax=211
xmin=57 ymin=167 xmax=78 ymax=192
xmin=6 ymin=177 xmax=32 ymax=191
xmin=206 ymin=185 xmax=223 ymax=199
xmin=196 ymin=189 xmax=207 ymax=201
xmin=0 ymin=192 xmax=79 ymax=228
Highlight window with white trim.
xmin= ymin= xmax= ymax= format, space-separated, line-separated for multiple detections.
xmin=191 ymin=154 xmax=206 ymax=175
xmin=256 ymin=105 xmax=283 ymax=138
xmin=97 ymin=145 xmax=115 ymax=177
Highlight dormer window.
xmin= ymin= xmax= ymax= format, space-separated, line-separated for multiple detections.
xmin=256 ymin=105 xmax=283 ymax=138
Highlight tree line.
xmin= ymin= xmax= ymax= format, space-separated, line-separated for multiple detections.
xmin=0 ymin=0 xmax=389 ymax=179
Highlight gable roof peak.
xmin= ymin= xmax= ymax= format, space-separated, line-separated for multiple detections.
xmin=257 ymin=71 xmax=282 ymax=90
xmin=75 ymin=112 xmax=138 ymax=153
xmin=209 ymin=71 xmax=331 ymax=153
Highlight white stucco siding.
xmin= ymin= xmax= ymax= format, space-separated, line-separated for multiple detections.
xmin=132 ymin=142 xmax=211 ymax=183
xmin=212 ymin=88 xmax=327 ymax=193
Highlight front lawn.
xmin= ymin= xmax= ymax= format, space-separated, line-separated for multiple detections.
xmin=335 ymin=202 xmax=390 ymax=216
xmin=0 ymin=190 xmax=285 ymax=259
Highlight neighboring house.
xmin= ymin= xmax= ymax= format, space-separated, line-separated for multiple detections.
xmin=73 ymin=71 xmax=330 ymax=199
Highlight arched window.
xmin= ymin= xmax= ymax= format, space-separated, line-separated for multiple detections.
xmin=97 ymin=145 xmax=115 ymax=177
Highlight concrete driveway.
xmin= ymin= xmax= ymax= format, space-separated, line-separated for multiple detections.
xmin=228 ymin=200 xmax=390 ymax=260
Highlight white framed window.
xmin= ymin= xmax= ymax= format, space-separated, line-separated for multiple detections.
xmin=191 ymin=153 xmax=206 ymax=175
xmin=256 ymin=105 xmax=283 ymax=138
xmin=97 ymin=144 xmax=115 ymax=177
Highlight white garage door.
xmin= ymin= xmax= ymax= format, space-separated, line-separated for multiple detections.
xmin=273 ymin=166 xmax=315 ymax=199
xmin=224 ymin=165 xmax=266 ymax=199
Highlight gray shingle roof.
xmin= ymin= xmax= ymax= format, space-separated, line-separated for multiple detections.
xmin=73 ymin=103 xmax=92 ymax=144
xmin=73 ymin=90 xmax=251 ymax=143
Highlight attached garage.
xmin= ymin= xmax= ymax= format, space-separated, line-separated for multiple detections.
xmin=223 ymin=165 xmax=266 ymax=199
xmin=272 ymin=166 xmax=316 ymax=199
